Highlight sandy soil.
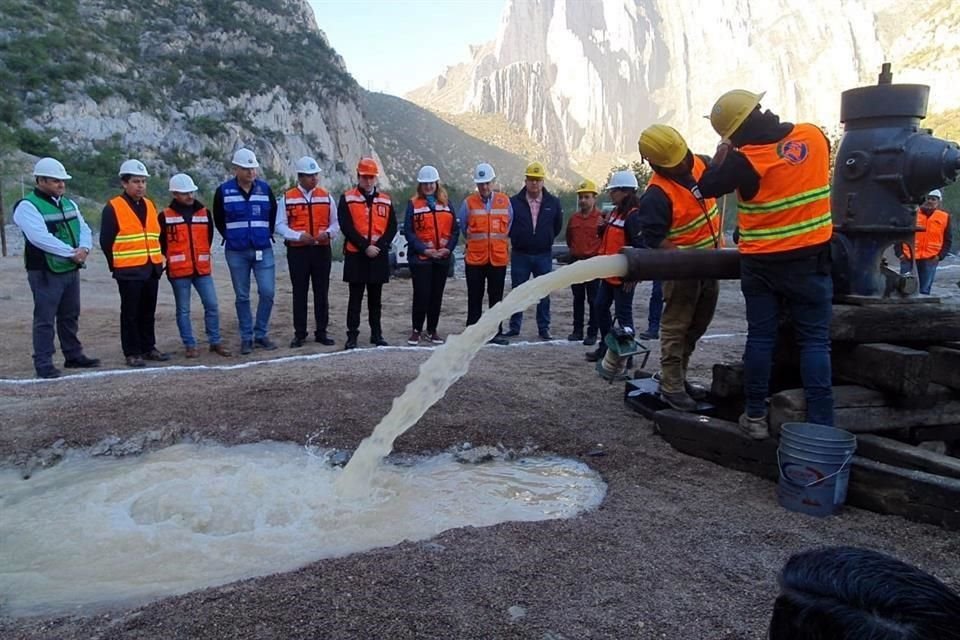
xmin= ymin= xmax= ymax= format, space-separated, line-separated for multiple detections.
xmin=1 ymin=252 xmax=959 ymax=639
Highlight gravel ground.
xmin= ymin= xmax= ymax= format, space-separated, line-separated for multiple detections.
xmin=1 ymin=254 xmax=959 ymax=639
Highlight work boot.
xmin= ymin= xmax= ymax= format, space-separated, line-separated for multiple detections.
xmin=64 ymin=355 xmax=100 ymax=368
xmin=489 ymin=335 xmax=510 ymax=346
xmin=660 ymin=389 xmax=698 ymax=412
xmin=539 ymin=330 xmax=554 ymax=341
xmin=371 ymin=336 xmax=389 ymax=347
xmin=254 ymin=337 xmax=278 ymax=351
xmin=36 ymin=366 xmax=61 ymax=379
xmin=290 ymin=336 xmax=306 ymax=348
xmin=125 ymin=355 xmax=145 ymax=368
xmin=185 ymin=346 xmax=200 ymax=358
xmin=738 ymin=413 xmax=770 ymax=440
xmin=503 ymin=328 xmax=520 ymax=337
xmin=407 ymin=330 xmax=421 ymax=346
xmin=585 ymin=348 xmax=604 ymax=363
xmin=143 ymin=349 xmax=171 ymax=362
xmin=429 ymin=332 xmax=445 ymax=345
xmin=240 ymin=340 xmax=254 ymax=355
xmin=315 ymin=333 xmax=335 ymax=346
xmin=344 ymin=338 xmax=358 ymax=350
xmin=209 ymin=344 xmax=232 ymax=357
xmin=567 ymin=331 xmax=584 ymax=342
xmin=637 ymin=329 xmax=659 ymax=340
xmin=685 ymin=380 xmax=709 ymax=401
xmin=583 ymin=334 xmax=597 ymax=346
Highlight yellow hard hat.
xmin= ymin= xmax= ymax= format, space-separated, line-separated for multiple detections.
xmin=525 ymin=161 xmax=546 ymax=179
xmin=576 ymin=178 xmax=598 ymax=194
xmin=709 ymin=89 xmax=765 ymax=139
xmin=638 ymin=125 xmax=689 ymax=168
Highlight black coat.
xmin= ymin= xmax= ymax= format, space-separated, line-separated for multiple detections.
xmin=337 ymin=190 xmax=398 ymax=284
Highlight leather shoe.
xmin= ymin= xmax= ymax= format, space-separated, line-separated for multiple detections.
xmin=637 ymin=330 xmax=659 ymax=340
xmin=488 ymin=336 xmax=510 ymax=346
xmin=585 ymin=348 xmax=603 ymax=363
xmin=290 ymin=337 xmax=306 ymax=348
xmin=371 ymin=336 xmax=389 ymax=347
xmin=209 ymin=343 xmax=232 ymax=357
xmin=143 ymin=349 xmax=170 ymax=362
xmin=126 ymin=355 xmax=145 ymax=368
xmin=240 ymin=341 xmax=253 ymax=355
xmin=315 ymin=334 xmax=336 ymax=346
xmin=502 ymin=329 xmax=520 ymax=337
xmin=254 ymin=337 xmax=278 ymax=351
xmin=185 ymin=346 xmax=200 ymax=358
xmin=36 ymin=367 xmax=61 ymax=379
xmin=660 ymin=390 xmax=698 ymax=412
xmin=567 ymin=332 xmax=583 ymax=342
xmin=538 ymin=331 xmax=554 ymax=341
xmin=64 ymin=355 xmax=100 ymax=368
xmin=583 ymin=334 xmax=597 ymax=346
xmin=344 ymin=339 xmax=358 ymax=350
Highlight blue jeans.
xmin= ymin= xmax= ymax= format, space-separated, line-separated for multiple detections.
xmin=509 ymin=251 xmax=553 ymax=334
xmin=594 ymin=280 xmax=636 ymax=353
xmin=900 ymin=258 xmax=938 ymax=295
xmin=741 ymin=254 xmax=833 ymax=426
xmin=647 ymin=280 xmax=663 ymax=333
xmin=170 ymin=275 xmax=221 ymax=347
xmin=225 ymin=247 xmax=275 ymax=342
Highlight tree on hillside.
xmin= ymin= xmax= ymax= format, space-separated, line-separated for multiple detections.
xmin=605 ymin=161 xmax=652 ymax=190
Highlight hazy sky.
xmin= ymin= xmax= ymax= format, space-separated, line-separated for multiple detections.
xmin=307 ymin=0 xmax=506 ymax=96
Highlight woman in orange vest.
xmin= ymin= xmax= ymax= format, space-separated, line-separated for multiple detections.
xmin=636 ymin=125 xmax=721 ymax=411
xmin=585 ymin=170 xmax=641 ymax=363
xmin=898 ymin=189 xmax=951 ymax=295
xmin=100 ymin=159 xmax=169 ymax=368
xmin=403 ymin=165 xmax=460 ymax=346
xmin=336 ymin=158 xmax=398 ymax=350
xmin=159 ymin=173 xmax=231 ymax=359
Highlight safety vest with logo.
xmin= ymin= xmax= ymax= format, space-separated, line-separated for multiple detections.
xmin=220 ymin=177 xmax=273 ymax=251
xmin=648 ymin=155 xmax=722 ymax=250
xmin=409 ymin=197 xmax=455 ymax=261
xmin=902 ymin=208 xmax=949 ymax=260
xmin=109 ymin=195 xmax=163 ymax=270
xmin=162 ymin=207 xmax=212 ymax=278
xmin=464 ymin=192 xmax=510 ymax=267
xmin=22 ymin=191 xmax=81 ymax=273
xmin=737 ymin=123 xmax=833 ymax=255
xmin=283 ymin=185 xmax=332 ymax=247
xmin=599 ymin=206 xmax=637 ymax=285
xmin=343 ymin=187 xmax=392 ymax=254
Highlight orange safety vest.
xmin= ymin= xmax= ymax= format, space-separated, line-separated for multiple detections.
xmin=409 ymin=197 xmax=455 ymax=261
xmin=902 ymin=208 xmax=949 ymax=260
xmin=162 ymin=207 xmax=212 ymax=278
xmin=464 ymin=192 xmax=510 ymax=267
xmin=598 ymin=206 xmax=636 ymax=285
xmin=737 ymin=123 xmax=833 ymax=255
xmin=284 ymin=185 xmax=332 ymax=247
xmin=343 ymin=187 xmax=391 ymax=254
xmin=649 ymin=155 xmax=722 ymax=250
xmin=109 ymin=195 xmax=162 ymax=269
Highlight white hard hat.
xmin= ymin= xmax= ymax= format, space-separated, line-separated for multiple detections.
xmin=928 ymin=189 xmax=943 ymax=199
xmin=294 ymin=156 xmax=321 ymax=174
xmin=606 ymin=170 xmax=639 ymax=190
xmin=118 ymin=159 xmax=150 ymax=177
xmin=417 ymin=165 xmax=440 ymax=183
xmin=473 ymin=162 xmax=496 ymax=183
xmin=33 ymin=157 xmax=71 ymax=180
xmin=231 ymin=148 xmax=259 ymax=168
xmin=168 ymin=173 xmax=199 ymax=193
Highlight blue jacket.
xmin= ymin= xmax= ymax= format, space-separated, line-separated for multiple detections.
xmin=509 ymin=187 xmax=562 ymax=254
xmin=214 ymin=177 xmax=276 ymax=250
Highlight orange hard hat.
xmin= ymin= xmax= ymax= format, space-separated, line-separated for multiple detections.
xmin=356 ymin=157 xmax=379 ymax=176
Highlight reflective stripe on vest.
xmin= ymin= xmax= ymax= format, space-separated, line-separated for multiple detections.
xmin=344 ymin=188 xmax=391 ymax=253
xmin=903 ymin=208 xmax=950 ymax=260
xmin=649 ymin=156 xmax=722 ymax=250
xmin=409 ymin=197 xmax=455 ymax=260
xmin=284 ymin=186 xmax=332 ymax=247
xmin=110 ymin=196 xmax=162 ymax=269
xmin=737 ymin=123 xmax=833 ymax=254
xmin=220 ymin=178 xmax=273 ymax=250
xmin=23 ymin=192 xmax=81 ymax=273
xmin=464 ymin=192 xmax=510 ymax=267
xmin=599 ymin=207 xmax=634 ymax=285
xmin=163 ymin=207 xmax=212 ymax=278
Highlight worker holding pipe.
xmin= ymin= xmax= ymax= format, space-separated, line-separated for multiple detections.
xmin=635 ymin=125 xmax=721 ymax=411
xmin=699 ymin=90 xmax=834 ymax=438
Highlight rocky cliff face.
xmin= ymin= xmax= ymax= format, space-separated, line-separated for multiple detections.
xmin=408 ymin=0 xmax=960 ymax=168
xmin=1 ymin=0 xmax=386 ymax=192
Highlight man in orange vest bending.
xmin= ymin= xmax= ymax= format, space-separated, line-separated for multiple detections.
xmin=700 ymin=91 xmax=834 ymax=438
xmin=100 ymin=159 xmax=170 ymax=368
xmin=276 ymin=156 xmax=339 ymax=347
xmin=636 ymin=125 xmax=721 ymax=412
xmin=159 ymin=173 xmax=231 ymax=359
xmin=898 ymin=189 xmax=951 ymax=295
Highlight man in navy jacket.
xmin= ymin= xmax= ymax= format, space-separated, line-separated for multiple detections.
xmin=505 ymin=162 xmax=564 ymax=339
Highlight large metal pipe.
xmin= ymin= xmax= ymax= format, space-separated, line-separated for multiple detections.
xmin=621 ymin=248 xmax=741 ymax=281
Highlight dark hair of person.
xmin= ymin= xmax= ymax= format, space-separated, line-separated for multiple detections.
xmin=615 ymin=190 xmax=642 ymax=214
xmin=769 ymin=546 xmax=960 ymax=640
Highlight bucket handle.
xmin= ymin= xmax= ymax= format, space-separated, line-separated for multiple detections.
xmin=777 ymin=450 xmax=853 ymax=488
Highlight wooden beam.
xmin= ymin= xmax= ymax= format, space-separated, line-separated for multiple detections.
xmin=855 ymin=434 xmax=960 ymax=480
xmin=833 ymin=343 xmax=930 ymax=398
xmin=831 ymin=303 xmax=960 ymax=343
